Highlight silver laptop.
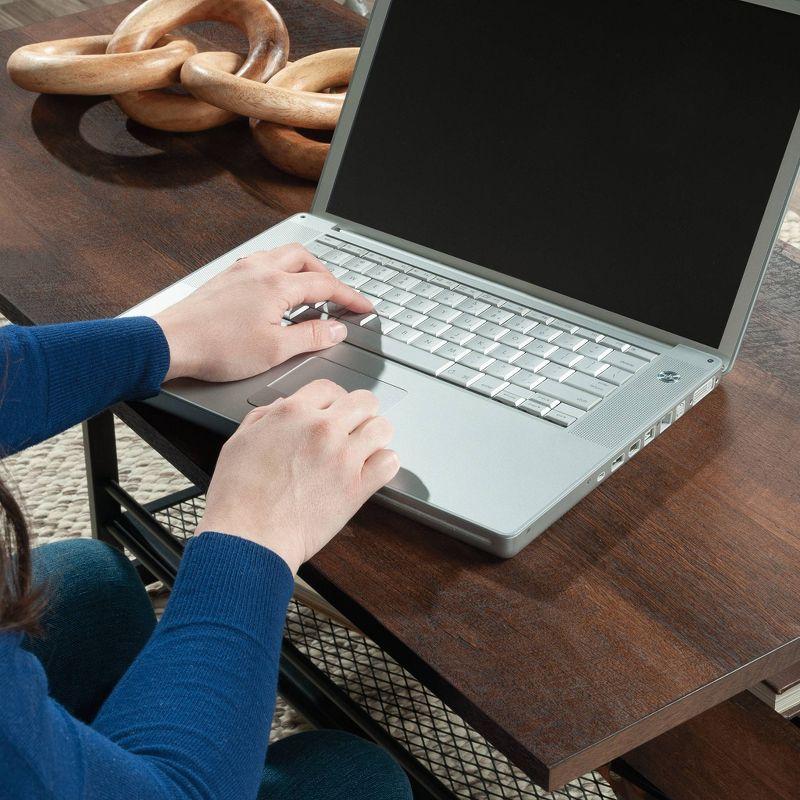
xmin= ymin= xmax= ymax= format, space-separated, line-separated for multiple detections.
xmin=123 ymin=0 xmax=800 ymax=557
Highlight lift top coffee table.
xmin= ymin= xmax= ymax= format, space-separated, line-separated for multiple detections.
xmin=1 ymin=1 xmax=799 ymax=796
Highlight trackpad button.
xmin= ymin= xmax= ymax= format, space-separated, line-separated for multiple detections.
xmin=247 ymin=357 xmax=407 ymax=413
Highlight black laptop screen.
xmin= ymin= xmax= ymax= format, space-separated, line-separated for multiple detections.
xmin=326 ymin=0 xmax=800 ymax=347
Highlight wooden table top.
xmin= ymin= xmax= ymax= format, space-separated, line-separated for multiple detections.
xmin=2 ymin=2 xmax=799 ymax=790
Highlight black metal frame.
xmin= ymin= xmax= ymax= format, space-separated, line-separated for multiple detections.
xmin=80 ymin=410 xmax=652 ymax=800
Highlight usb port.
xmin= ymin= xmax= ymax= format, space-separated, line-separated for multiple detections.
xmin=596 ymin=470 xmax=606 ymax=482
xmin=643 ymin=427 xmax=655 ymax=446
xmin=659 ymin=413 xmax=672 ymax=433
xmin=628 ymin=440 xmax=641 ymax=457
xmin=674 ymin=400 xmax=686 ymax=420
xmin=611 ymin=453 xmax=625 ymax=472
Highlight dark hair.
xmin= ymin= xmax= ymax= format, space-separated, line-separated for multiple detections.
xmin=0 ymin=476 xmax=42 ymax=634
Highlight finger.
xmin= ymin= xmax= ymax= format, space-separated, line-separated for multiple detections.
xmin=239 ymin=405 xmax=272 ymax=428
xmin=289 ymin=378 xmax=347 ymax=409
xmin=273 ymin=318 xmax=349 ymax=363
xmin=283 ymin=272 xmax=374 ymax=313
xmin=350 ymin=415 xmax=395 ymax=462
xmin=255 ymin=244 xmax=329 ymax=274
xmin=328 ymin=389 xmax=380 ymax=433
xmin=360 ymin=448 xmax=401 ymax=497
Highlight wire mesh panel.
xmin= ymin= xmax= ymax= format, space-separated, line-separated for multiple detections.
xmin=155 ymin=494 xmax=617 ymax=800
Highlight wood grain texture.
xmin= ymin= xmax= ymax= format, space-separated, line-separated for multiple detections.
xmin=621 ymin=692 xmax=800 ymax=800
xmin=2 ymin=2 xmax=799 ymax=791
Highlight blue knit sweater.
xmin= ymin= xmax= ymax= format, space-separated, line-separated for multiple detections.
xmin=0 ymin=318 xmax=295 ymax=800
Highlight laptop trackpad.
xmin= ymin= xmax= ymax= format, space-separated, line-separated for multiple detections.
xmin=246 ymin=357 xmax=407 ymax=414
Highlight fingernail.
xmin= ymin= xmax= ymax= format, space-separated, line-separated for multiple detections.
xmin=329 ymin=321 xmax=347 ymax=342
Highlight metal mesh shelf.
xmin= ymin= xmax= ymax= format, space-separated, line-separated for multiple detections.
xmin=153 ymin=492 xmax=617 ymax=800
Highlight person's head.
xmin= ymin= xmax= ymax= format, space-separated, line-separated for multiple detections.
xmin=0 ymin=476 xmax=41 ymax=634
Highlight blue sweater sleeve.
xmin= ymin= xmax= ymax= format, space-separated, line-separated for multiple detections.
xmin=0 ymin=318 xmax=171 ymax=455
xmin=0 ymin=532 xmax=295 ymax=800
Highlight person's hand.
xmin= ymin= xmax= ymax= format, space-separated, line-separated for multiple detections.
xmin=196 ymin=380 xmax=400 ymax=574
xmin=153 ymin=245 xmax=374 ymax=382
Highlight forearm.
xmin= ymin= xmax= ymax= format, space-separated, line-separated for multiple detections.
xmin=0 ymin=318 xmax=170 ymax=454
xmin=92 ymin=532 xmax=294 ymax=800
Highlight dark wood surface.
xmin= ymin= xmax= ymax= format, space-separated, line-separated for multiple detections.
xmin=2 ymin=3 xmax=800 ymax=791
xmin=621 ymin=692 xmax=800 ymax=800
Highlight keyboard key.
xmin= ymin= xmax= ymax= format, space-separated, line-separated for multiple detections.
xmin=515 ymin=353 xmax=548 ymax=372
xmin=480 ymin=307 xmax=514 ymax=325
xmin=315 ymin=301 xmax=348 ymax=317
xmin=388 ymin=324 xmax=422 ymax=344
xmin=523 ymin=340 xmax=558 ymax=359
xmin=405 ymin=295 xmax=438 ymax=314
xmin=306 ymin=240 xmax=333 ymax=258
xmin=382 ymin=257 xmax=410 ymax=271
xmin=435 ymin=290 xmax=468 ymax=307
xmin=413 ymin=282 xmax=443 ymax=299
xmin=564 ymin=372 xmax=615 ymax=398
xmin=437 ymin=342 xmax=470 ymax=361
xmin=382 ymin=288 xmax=415 ymax=305
xmin=475 ymin=321 xmax=510 ymax=341
xmin=366 ymin=264 xmax=399 ymax=282
xmin=456 ymin=297 xmax=491 ymax=315
xmin=602 ymin=350 xmax=648 ymax=372
xmin=359 ymin=279 xmax=392 ymax=297
xmin=412 ymin=334 xmax=446 ymax=353
xmin=599 ymin=366 xmax=633 ymax=385
xmin=484 ymin=360 xmax=519 ymax=380
xmin=339 ymin=311 xmax=376 ymax=327
xmin=344 ymin=258 xmax=374 ymax=274
xmin=574 ymin=359 xmax=610 ymax=377
xmin=469 ymin=373 xmax=507 ymax=397
xmin=495 ymin=387 xmax=528 ymax=407
xmin=556 ymin=403 xmax=587 ymax=419
xmin=537 ymin=379 xmax=601 ymax=411
xmin=504 ymin=315 xmax=537 ymax=334
xmin=575 ymin=327 xmax=603 ymax=342
xmin=417 ymin=317 xmax=451 ymax=337
xmin=577 ymin=341 xmax=612 ymax=360
xmin=544 ymin=407 xmax=578 ymax=427
xmin=404 ymin=266 xmax=432 ymax=280
xmin=499 ymin=300 xmax=528 ymax=315
xmin=440 ymin=326 xmax=475 ymax=346
xmin=519 ymin=399 xmax=551 ymax=416
xmin=509 ymin=369 xmax=545 ymax=390
xmin=288 ymin=306 xmax=319 ymax=323
xmin=460 ymin=350 xmax=494 ymax=370
xmin=499 ymin=330 xmax=533 ymax=350
xmin=625 ymin=345 xmax=658 ymax=361
xmin=550 ymin=319 xmax=578 ymax=334
xmin=490 ymin=344 xmax=524 ymax=364
xmin=530 ymin=324 xmax=562 ymax=342
xmin=375 ymin=301 xmax=403 ymax=319
xmin=553 ymin=332 xmax=588 ymax=351
xmin=455 ymin=283 xmax=483 ymax=298
xmin=362 ymin=251 xmax=384 ymax=263
xmin=525 ymin=310 xmax=553 ymax=324
xmin=317 ymin=235 xmax=340 ymax=246
xmin=340 ymin=271 xmax=370 ymax=288
xmin=326 ymin=265 xmax=347 ymax=279
xmin=548 ymin=348 xmax=583 ymax=368
xmin=440 ymin=363 xmax=480 ymax=387
xmin=389 ymin=273 xmax=421 ymax=291
xmin=430 ymin=275 xmax=460 ymax=289
xmin=450 ymin=312 xmax=485 ymax=332
xmin=539 ymin=362 xmax=574 ymax=382
xmin=528 ymin=391 xmax=560 ymax=409
xmin=323 ymin=250 xmax=354 ymax=266
xmin=362 ymin=315 xmax=399 ymax=335
xmin=393 ymin=309 xmax=427 ymax=328
xmin=465 ymin=335 xmax=498 ymax=354
xmin=429 ymin=305 xmax=461 ymax=323
xmin=598 ymin=335 xmax=630 ymax=351
xmin=477 ymin=292 xmax=504 ymax=306
xmin=337 ymin=243 xmax=367 ymax=256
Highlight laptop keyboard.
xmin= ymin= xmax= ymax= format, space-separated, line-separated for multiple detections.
xmin=282 ymin=235 xmax=657 ymax=427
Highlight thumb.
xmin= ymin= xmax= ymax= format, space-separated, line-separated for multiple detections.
xmin=275 ymin=318 xmax=348 ymax=362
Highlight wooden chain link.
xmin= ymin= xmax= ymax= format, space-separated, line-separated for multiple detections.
xmin=6 ymin=0 xmax=357 ymax=180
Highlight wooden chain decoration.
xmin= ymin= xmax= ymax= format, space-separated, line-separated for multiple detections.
xmin=5 ymin=0 xmax=357 ymax=180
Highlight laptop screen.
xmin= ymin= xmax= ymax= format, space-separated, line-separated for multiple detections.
xmin=326 ymin=0 xmax=800 ymax=348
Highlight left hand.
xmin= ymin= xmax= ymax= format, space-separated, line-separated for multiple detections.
xmin=153 ymin=244 xmax=374 ymax=382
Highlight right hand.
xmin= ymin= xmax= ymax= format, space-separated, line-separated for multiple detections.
xmin=196 ymin=379 xmax=400 ymax=574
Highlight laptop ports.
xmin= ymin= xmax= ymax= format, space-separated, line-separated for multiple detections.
xmin=659 ymin=412 xmax=672 ymax=433
xmin=628 ymin=439 xmax=641 ymax=457
xmin=643 ymin=427 xmax=655 ymax=446
xmin=611 ymin=453 xmax=625 ymax=472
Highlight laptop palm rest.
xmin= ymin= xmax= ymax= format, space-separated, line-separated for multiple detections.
xmin=246 ymin=357 xmax=408 ymax=414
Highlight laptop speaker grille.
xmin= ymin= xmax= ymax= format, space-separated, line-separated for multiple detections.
xmin=185 ymin=221 xmax=322 ymax=288
xmin=570 ymin=355 xmax=709 ymax=449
